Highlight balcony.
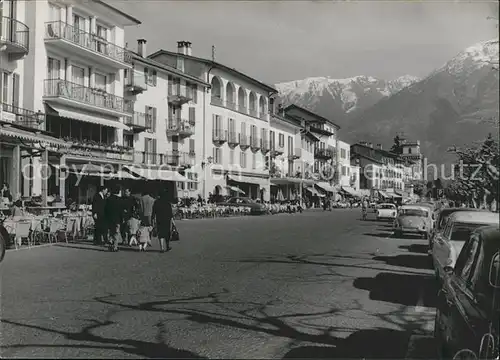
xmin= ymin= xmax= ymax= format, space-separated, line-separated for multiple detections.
xmin=260 ymin=112 xmax=268 ymax=120
xmin=0 ymin=17 xmax=29 ymax=58
xmin=239 ymin=134 xmax=250 ymax=150
xmin=124 ymin=111 xmax=149 ymax=133
xmin=166 ymin=151 xmax=195 ymax=168
xmin=250 ymin=136 xmax=260 ymax=151
xmin=44 ymin=21 xmax=131 ymax=69
xmin=1 ymin=103 xmax=45 ymax=130
xmin=238 ymin=104 xmax=247 ymax=113
xmin=271 ymin=144 xmax=285 ymax=156
xmin=249 ymin=108 xmax=258 ymax=118
xmin=166 ymin=119 xmax=195 ymax=138
xmin=260 ymin=139 xmax=270 ymax=153
xmin=125 ymin=70 xmax=147 ymax=95
xmin=210 ymin=96 xmax=224 ymax=107
xmin=64 ymin=137 xmax=134 ymax=162
xmin=228 ymin=131 xmax=239 ymax=146
xmin=212 ymin=129 xmax=228 ymax=144
xmin=44 ymin=79 xmax=134 ymax=117
xmin=168 ymin=85 xmax=192 ymax=106
xmin=226 ymin=101 xmax=236 ymax=110
xmin=134 ymin=151 xmax=165 ymax=166
xmin=315 ymin=148 xmax=335 ymax=160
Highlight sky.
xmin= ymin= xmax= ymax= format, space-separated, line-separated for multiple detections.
xmin=112 ymin=0 xmax=498 ymax=84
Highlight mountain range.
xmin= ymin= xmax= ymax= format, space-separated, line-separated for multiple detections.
xmin=275 ymin=39 xmax=499 ymax=167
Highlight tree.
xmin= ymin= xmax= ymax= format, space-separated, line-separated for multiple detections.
xmin=390 ymin=135 xmax=403 ymax=154
xmin=447 ymin=134 xmax=499 ymax=209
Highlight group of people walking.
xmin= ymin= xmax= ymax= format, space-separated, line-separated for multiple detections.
xmin=91 ymin=186 xmax=175 ymax=252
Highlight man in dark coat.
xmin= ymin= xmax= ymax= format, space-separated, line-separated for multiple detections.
xmin=105 ymin=186 xmax=123 ymax=251
xmin=92 ymin=186 xmax=109 ymax=245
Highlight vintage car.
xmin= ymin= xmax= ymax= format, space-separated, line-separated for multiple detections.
xmin=218 ymin=197 xmax=267 ymax=215
xmin=393 ymin=205 xmax=433 ymax=238
xmin=0 ymin=224 xmax=6 ymax=263
xmin=432 ymin=211 xmax=499 ymax=282
xmin=376 ymin=203 xmax=398 ymax=221
xmin=429 ymin=208 xmax=483 ymax=253
xmin=434 ymin=226 xmax=499 ymax=360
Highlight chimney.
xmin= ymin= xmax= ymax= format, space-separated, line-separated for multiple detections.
xmin=137 ymin=39 xmax=147 ymax=57
xmin=359 ymin=141 xmax=367 ymax=146
xmin=177 ymin=41 xmax=192 ymax=56
xmin=376 ymin=144 xmax=382 ymax=150
xmin=367 ymin=142 xmax=373 ymax=148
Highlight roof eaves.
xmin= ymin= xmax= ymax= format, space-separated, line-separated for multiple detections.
xmin=284 ymin=104 xmax=341 ymax=129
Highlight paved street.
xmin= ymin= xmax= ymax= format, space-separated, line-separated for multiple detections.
xmin=1 ymin=210 xmax=438 ymax=359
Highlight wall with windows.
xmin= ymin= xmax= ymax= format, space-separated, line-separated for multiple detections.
xmin=338 ymin=140 xmax=351 ymax=187
xmin=269 ymin=117 xmax=300 ymax=177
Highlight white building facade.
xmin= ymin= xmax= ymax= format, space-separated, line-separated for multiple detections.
xmin=337 ymin=140 xmax=351 ymax=187
xmin=148 ymin=42 xmax=276 ymax=201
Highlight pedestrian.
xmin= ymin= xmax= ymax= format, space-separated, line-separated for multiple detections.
xmin=92 ymin=185 xmax=109 ymax=245
xmin=121 ymin=188 xmax=135 ymax=245
xmin=139 ymin=190 xmax=155 ymax=226
xmin=1 ymin=183 xmax=12 ymax=202
xmin=152 ymin=189 xmax=174 ymax=253
xmin=105 ymin=185 xmax=123 ymax=252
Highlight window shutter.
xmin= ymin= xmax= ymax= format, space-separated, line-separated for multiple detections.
xmin=189 ymin=107 xmax=195 ymax=124
xmin=144 ymin=138 xmax=149 ymax=153
xmin=144 ymin=68 xmax=148 ymax=82
xmin=12 ymin=73 xmax=19 ymax=107
xmin=189 ymin=139 xmax=195 ymax=153
xmin=153 ymin=139 xmax=157 ymax=154
xmin=153 ymin=70 xmax=157 ymax=86
xmin=192 ymin=84 xmax=197 ymax=103
xmin=153 ymin=107 xmax=157 ymax=132
xmin=212 ymin=114 xmax=216 ymax=131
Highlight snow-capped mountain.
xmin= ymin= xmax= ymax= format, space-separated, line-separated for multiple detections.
xmin=344 ymin=38 xmax=499 ymax=166
xmin=275 ymin=75 xmax=420 ymax=126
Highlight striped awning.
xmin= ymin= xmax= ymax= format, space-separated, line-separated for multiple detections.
xmin=306 ymin=187 xmax=325 ymax=197
xmin=124 ymin=165 xmax=193 ymax=182
xmin=0 ymin=124 xmax=69 ymax=147
xmin=316 ymin=182 xmax=336 ymax=193
xmin=228 ymin=175 xmax=268 ymax=186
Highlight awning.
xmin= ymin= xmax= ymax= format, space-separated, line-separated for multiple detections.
xmin=124 ymin=165 xmax=193 ymax=182
xmin=386 ymin=192 xmax=402 ymax=198
xmin=228 ymin=175 xmax=268 ymax=186
xmin=109 ymin=170 xmax=140 ymax=180
xmin=270 ymin=177 xmax=316 ymax=186
xmin=227 ymin=185 xmax=245 ymax=194
xmin=316 ymin=182 xmax=336 ymax=193
xmin=306 ymin=187 xmax=325 ymax=197
xmin=341 ymin=186 xmax=360 ymax=197
xmin=0 ymin=124 xmax=69 ymax=147
xmin=45 ymin=103 xmax=131 ymax=131
xmin=378 ymin=190 xmax=392 ymax=198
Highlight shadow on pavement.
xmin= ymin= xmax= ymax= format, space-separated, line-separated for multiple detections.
xmin=1 ymin=319 xmax=207 ymax=359
xmin=363 ymin=232 xmax=392 ymax=238
xmin=282 ymin=329 xmax=411 ymax=359
xmin=399 ymin=244 xmax=429 ymax=255
xmin=353 ymin=272 xmax=438 ymax=307
xmin=373 ymin=254 xmax=433 ymax=270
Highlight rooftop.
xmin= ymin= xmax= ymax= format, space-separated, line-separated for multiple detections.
xmin=284 ymin=104 xmax=341 ymax=129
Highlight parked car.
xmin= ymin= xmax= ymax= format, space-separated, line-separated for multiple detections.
xmin=218 ymin=197 xmax=267 ymax=215
xmin=432 ymin=211 xmax=499 ymax=282
xmin=376 ymin=203 xmax=397 ymax=221
xmin=393 ymin=205 xmax=433 ymax=238
xmin=0 ymin=223 xmax=7 ymax=263
xmin=429 ymin=208 xmax=483 ymax=253
xmin=434 ymin=226 xmax=499 ymax=360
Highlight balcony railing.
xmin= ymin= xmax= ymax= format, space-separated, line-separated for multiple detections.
xmin=0 ymin=17 xmax=29 ymax=54
xmin=45 ymin=21 xmax=131 ymax=64
xmin=226 ymin=101 xmax=236 ymax=110
xmin=260 ymin=139 xmax=270 ymax=153
xmin=249 ymin=109 xmax=258 ymax=118
xmin=1 ymin=103 xmax=44 ymax=129
xmin=212 ymin=129 xmax=228 ymax=143
xmin=228 ymin=131 xmax=239 ymax=145
xmin=134 ymin=151 xmax=165 ymax=166
xmin=211 ymin=96 xmax=224 ymax=106
xmin=315 ymin=148 xmax=335 ymax=159
xmin=238 ymin=104 xmax=247 ymax=113
xmin=168 ymin=84 xmax=192 ymax=106
xmin=260 ymin=112 xmax=268 ymax=120
xmin=272 ymin=144 xmax=285 ymax=155
xmin=125 ymin=70 xmax=147 ymax=93
xmin=250 ymin=136 xmax=260 ymax=149
xmin=288 ymin=148 xmax=301 ymax=160
xmin=123 ymin=111 xmax=150 ymax=132
xmin=63 ymin=137 xmax=134 ymax=161
xmin=166 ymin=119 xmax=194 ymax=137
xmin=239 ymin=134 xmax=250 ymax=149
xmin=166 ymin=151 xmax=195 ymax=167
xmin=44 ymin=79 xmax=133 ymax=114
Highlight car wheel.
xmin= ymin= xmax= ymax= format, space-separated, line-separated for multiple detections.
xmin=394 ymin=230 xmax=402 ymax=238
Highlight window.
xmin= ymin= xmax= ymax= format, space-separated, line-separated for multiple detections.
xmin=454 ymin=234 xmax=480 ymax=284
xmin=342 ymin=166 xmax=346 ymax=176
xmin=252 ymin=153 xmax=256 ymax=169
xmin=240 ymin=152 xmax=247 ymax=168
xmin=94 ymin=73 xmax=106 ymax=90
xmin=279 ymin=133 xmax=284 ymax=147
xmin=187 ymin=172 xmax=198 ymax=191
xmin=191 ymin=84 xmax=197 ymax=103
xmin=144 ymin=68 xmax=157 ymax=87
xmin=229 ymin=149 xmax=235 ymax=165
xmin=73 ymin=66 xmax=85 ymax=86
xmin=74 ymin=15 xmax=85 ymax=32
xmin=341 ymin=149 xmax=346 ymax=159
xmin=47 ymin=58 xmax=61 ymax=79
xmin=270 ymin=131 xmax=275 ymax=148
xmin=12 ymin=73 xmax=19 ymax=108
xmin=288 ymin=136 xmax=293 ymax=155
xmin=450 ymin=222 xmax=488 ymax=242
xmin=96 ymin=25 xmax=108 ymax=40
xmin=95 ymin=24 xmax=108 ymax=54
xmin=123 ymin=134 xmax=133 ymax=148
xmin=145 ymin=106 xmax=157 ymax=132
xmin=189 ymin=107 xmax=196 ymax=125
xmin=213 ymin=114 xmax=223 ymax=132
xmin=213 ymin=147 xmax=222 ymax=164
